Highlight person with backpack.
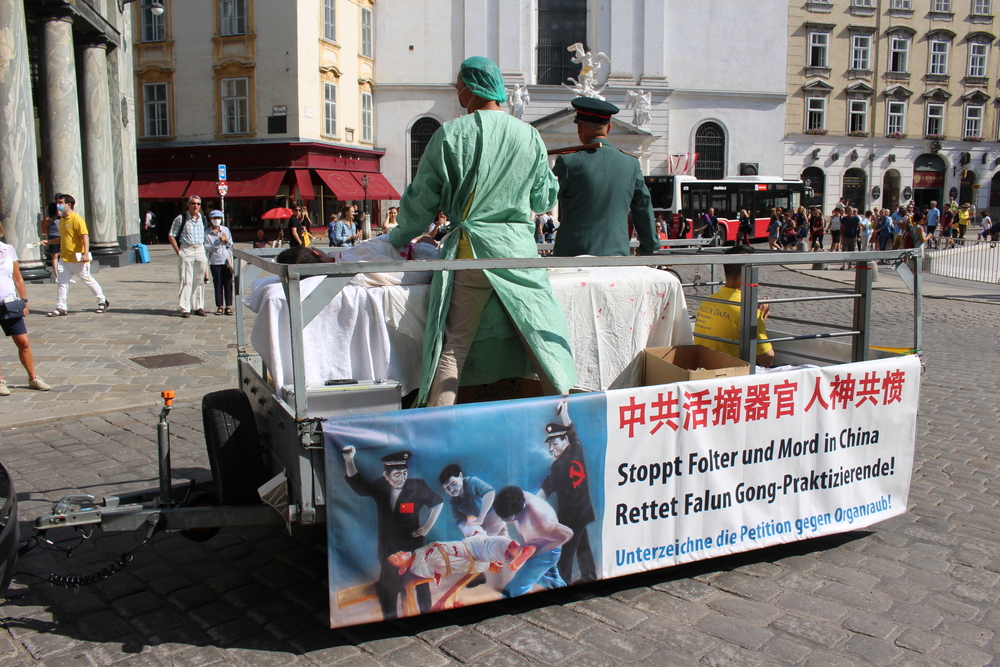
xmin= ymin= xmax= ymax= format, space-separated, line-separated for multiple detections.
xmin=168 ymin=196 xmax=209 ymax=318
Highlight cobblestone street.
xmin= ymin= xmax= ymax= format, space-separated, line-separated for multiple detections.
xmin=1 ymin=255 xmax=998 ymax=666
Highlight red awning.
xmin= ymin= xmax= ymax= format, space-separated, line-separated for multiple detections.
xmin=351 ymin=172 xmax=401 ymax=200
xmin=137 ymin=172 xmax=193 ymax=200
xmin=184 ymin=170 xmax=286 ymax=199
xmin=294 ymin=169 xmax=315 ymax=200
xmin=315 ymin=170 xmax=367 ymax=199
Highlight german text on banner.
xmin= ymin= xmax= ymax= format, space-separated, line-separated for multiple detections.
xmin=322 ymin=355 xmax=919 ymax=628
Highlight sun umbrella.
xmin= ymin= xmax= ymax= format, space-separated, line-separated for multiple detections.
xmin=261 ymin=207 xmax=294 ymax=220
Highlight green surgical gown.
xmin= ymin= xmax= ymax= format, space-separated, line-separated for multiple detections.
xmin=388 ymin=110 xmax=576 ymax=405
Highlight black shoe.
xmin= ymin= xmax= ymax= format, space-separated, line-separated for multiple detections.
xmin=180 ymin=312 xmax=191 ymax=319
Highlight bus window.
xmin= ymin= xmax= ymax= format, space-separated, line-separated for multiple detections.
xmin=644 ymin=176 xmax=675 ymax=210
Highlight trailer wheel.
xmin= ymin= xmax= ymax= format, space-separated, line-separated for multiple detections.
xmin=202 ymin=389 xmax=266 ymax=506
xmin=179 ymin=490 xmax=220 ymax=543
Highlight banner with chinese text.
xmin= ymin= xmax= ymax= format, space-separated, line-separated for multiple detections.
xmin=323 ymin=355 xmax=919 ymax=628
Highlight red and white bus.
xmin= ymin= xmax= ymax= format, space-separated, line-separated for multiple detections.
xmin=644 ymin=175 xmax=813 ymax=243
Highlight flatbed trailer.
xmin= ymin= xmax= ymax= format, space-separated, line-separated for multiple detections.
xmin=31 ymin=247 xmax=924 ymax=626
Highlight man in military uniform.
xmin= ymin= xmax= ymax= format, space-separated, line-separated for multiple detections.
xmin=343 ymin=448 xmax=444 ymax=620
xmin=552 ymin=97 xmax=658 ymax=257
xmin=537 ymin=400 xmax=597 ymax=584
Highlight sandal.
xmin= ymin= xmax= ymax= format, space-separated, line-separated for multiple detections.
xmin=216 ymin=307 xmax=224 ymax=316
xmin=46 ymin=308 xmax=67 ymax=317
xmin=96 ymin=300 xmax=110 ymax=313
xmin=224 ymin=307 xmax=233 ymax=316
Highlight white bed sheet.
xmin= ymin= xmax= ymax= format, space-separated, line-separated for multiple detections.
xmin=245 ymin=266 xmax=692 ymax=395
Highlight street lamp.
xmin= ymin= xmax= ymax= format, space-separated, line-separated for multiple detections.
xmin=361 ymin=175 xmax=371 ymax=240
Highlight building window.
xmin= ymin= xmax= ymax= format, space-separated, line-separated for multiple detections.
xmin=965 ymin=105 xmax=984 ymax=137
xmin=221 ymin=77 xmax=248 ymax=134
xmin=694 ymin=122 xmax=725 ymax=179
xmin=853 ymin=0 xmax=874 ymax=6
xmin=809 ymin=31 xmax=829 ymax=68
xmin=851 ymin=34 xmax=871 ymax=70
xmin=969 ymin=42 xmax=988 ymax=77
xmin=973 ymin=0 xmax=992 ymax=14
xmin=849 ymin=99 xmax=868 ymax=133
xmin=926 ymin=102 xmax=945 ymax=136
xmin=410 ymin=117 xmax=441 ymax=181
xmin=323 ymin=82 xmax=337 ymax=136
xmin=891 ymin=0 xmax=911 ymax=7
xmin=807 ymin=97 xmax=827 ymax=130
xmin=142 ymin=82 xmax=169 ymax=137
xmin=887 ymin=101 xmax=906 ymax=135
xmin=220 ymin=0 xmax=247 ymax=36
xmin=889 ymin=36 xmax=910 ymax=72
xmin=930 ymin=40 xmax=950 ymax=75
xmin=323 ymin=0 xmax=336 ymax=41
xmin=361 ymin=92 xmax=373 ymax=143
xmin=140 ymin=0 xmax=166 ymax=42
xmin=537 ymin=0 xmax=587 ymax=85
xmin=932 ymin=0 xmax=952 ymax=9
xmin=361 ymin=7 xmax=372 ymax=58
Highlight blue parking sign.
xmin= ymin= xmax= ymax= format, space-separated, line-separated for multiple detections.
xmin=218 ymin=164 xmax=227 ymax=181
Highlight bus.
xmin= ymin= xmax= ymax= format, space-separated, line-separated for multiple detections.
xmin=644 ymin=175 xmax=812 ymax=243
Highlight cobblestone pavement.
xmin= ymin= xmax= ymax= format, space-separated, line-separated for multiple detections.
xmin=1 ymin=258 xmax=999 ymax=666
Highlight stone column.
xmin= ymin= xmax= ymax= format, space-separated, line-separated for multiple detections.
xmin=0 ymin=0 xmax=45 ymax=279
xmin=80 ymin=41 xmax=119 ymax=256
xmin=42 ymin=16 xmax=86 ymax=214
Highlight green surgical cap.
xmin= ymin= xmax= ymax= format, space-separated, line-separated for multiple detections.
xmin=459 ymin=56 xmax=507 ymax=104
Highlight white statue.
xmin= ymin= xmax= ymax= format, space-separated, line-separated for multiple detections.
xmin=562 ymin=43 xmax=610 ymax=100
xmin=626 ymin=89 xmax=652 ymax=128
xmin=508 ymin=84 xmax=530 ymax=119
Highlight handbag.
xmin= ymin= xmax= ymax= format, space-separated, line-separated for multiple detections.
xmin=0 ymin=297 xmax=26 ymax=322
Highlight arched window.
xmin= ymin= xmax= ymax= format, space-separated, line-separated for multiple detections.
xmin=843 ymin=168 xmax=867 ymax=209
xmin=410 ymin=117 xmax=441 ymax=182
xmin=694 ymin=122 xmax=725 ymax=179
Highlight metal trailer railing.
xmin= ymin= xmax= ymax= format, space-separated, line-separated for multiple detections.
xmin=233 ymin=246 xmax=924 ymax=422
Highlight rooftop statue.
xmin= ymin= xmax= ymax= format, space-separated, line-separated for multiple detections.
xmin=563 ymin=43 xmax=610 ymax=100
xmin=507 ymin=84 xmax=530 ymax=119
xmin=625 ymin=89 xmax=651 ymax=128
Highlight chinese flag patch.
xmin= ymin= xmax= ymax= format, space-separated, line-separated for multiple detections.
xmin=399 ymin=503 xmax=414 ymax=514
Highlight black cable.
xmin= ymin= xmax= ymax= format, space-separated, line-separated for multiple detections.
xmin=14 ymin=513 xmax=162 ymax=589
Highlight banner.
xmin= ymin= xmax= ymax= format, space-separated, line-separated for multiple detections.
xmin=323 ymin=356 xmax=919 ymax=628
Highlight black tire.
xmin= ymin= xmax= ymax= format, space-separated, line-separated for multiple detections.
xmin=201 ymin=389 xmax=266 ymax=506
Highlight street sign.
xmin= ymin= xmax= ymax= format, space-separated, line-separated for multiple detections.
xmin=217 ymin=181 xmax=228 ymax=196
xmin=218 ymin=164 xmax=227 ymax=181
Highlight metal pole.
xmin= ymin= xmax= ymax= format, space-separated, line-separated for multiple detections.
xmin=156 ymin=391 xmax=175 ymax=507
xmin=912 ymin=252 xmax=922 ymax=353
xmin=739 ymin=264 xmax=760 ymax=373
xmin=851 ymin=261 xmax=873 ymax=362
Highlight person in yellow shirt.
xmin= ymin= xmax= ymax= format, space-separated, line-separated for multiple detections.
xmin=47 ymin=194 xmax=108 ymax=316
xmin=693 ymin=246 xmax=774 ymax=367
xmin=957 ymin=203 xmax=972 ymax=240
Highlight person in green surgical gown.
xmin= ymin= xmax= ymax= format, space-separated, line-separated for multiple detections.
xmin=388 ymin=56 xmax=576 ymax=407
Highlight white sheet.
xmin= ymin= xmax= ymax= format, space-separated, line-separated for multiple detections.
xmin=245 ymin=265 xmax=692 ymax=395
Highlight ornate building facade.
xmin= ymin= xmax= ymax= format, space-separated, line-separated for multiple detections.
xmin=0 ymin=0 xmax=140 ymax=275
xmin=786 ymin=0 xmax=1000 ymax=213
xmin=132 ymin=0 xmax=396 ymax=237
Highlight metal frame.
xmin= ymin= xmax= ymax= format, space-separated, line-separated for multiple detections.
xmin=35 ymin=246 xmax=923 ymax=536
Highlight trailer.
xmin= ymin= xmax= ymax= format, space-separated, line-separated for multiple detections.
xmin=31 ymin=246 xmax=924 ymax=627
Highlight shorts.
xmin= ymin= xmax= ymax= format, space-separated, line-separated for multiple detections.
xmin=1 ymin=315 xmax=27 ymax=337
xmin=46 ymin=236 xmax=60 ymax=259
xmin=831 ymin=230 xmax=841 ymax=243
xmin=843 ymin=237 xmax=857 ymax=252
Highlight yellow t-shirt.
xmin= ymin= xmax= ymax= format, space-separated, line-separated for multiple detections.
xmin=693 ymin=286 xmax=772 ymax=359
xmin=59 ymin=211 xmax=89 ymax=262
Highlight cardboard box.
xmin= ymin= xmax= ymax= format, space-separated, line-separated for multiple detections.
xmin=639 ymin=345 xmax=749 ymax=386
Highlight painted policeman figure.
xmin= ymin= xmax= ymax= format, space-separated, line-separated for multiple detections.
xmin=343 ymin=448 xmax=444 ymax=620
xmin=537 ymin=400 xmax=597 ymax=584
xmin=552 ymin=97 xmax=658 ymax=257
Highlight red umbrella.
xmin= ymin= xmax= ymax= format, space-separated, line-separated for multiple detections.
xmin=261 ymin=207 xmax=294 ymax=220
